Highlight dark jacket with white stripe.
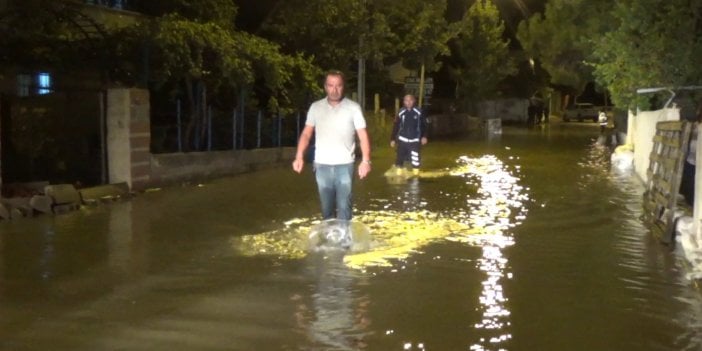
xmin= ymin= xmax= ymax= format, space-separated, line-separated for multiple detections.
xmin=391 ymin=107 xmax=427 ymax=142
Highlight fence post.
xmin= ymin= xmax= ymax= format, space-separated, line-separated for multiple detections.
xmin=296 ymin=111 xmax=301 ymax=142
xmin=271 ymin=112 xmax=276 ymax=147
xmin=99 ymin=91 xmax=107 ymax=184
xmin=239 ymin=90 xmax=246 ymax=149
xmin=256 ymin=110 xmax=262 ymax=148
xmin=207 ymin=105 xmax=212 ymax=151
xmin=232 ymin=108 xmax=236 ymax=150
xmin=277 ymin=112 xmax=283 ymax=147
xmin=177 ymin=99 xmax=182 ymax=152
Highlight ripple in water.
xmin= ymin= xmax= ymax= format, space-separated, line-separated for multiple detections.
xmin=231 ymin=155 xmax=528 ymax=350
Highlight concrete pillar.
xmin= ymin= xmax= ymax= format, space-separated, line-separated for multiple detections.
xmin=626 ymin=110 xmax=635 ymax=145
xmin=107 ymin=88 xmax=151 ymax=190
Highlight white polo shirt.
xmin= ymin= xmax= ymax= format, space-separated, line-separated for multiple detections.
xmin=306 ymin=97 xmax=366 ymax=165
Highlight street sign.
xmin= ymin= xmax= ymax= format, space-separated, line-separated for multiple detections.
xmin=403 ymin=77 xmax=433 ymax=96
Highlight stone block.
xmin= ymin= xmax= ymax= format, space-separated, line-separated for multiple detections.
xmin=53 ymin=203 xmax=80 ymax=215
xmin=30 ymin=195 xmax=53 ymax=214
xmin=485 ymin=118 xmax=502 ymax=135
xmin=2 ymin=181 xmax=49 ymax=197
xmin=78 ymin=182 xmax=130 ymax=203
xmin=44 ymin=184 xmax=82 ymax=205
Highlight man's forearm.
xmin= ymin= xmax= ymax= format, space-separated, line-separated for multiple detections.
xmin=358 ymin=128 xmax=371 ymax=161
xmin=295 ymin=134 xmax=310 ymax=160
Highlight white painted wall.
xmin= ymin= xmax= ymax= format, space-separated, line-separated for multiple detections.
xmin=631 ymin=108 xmax=680 ymax=182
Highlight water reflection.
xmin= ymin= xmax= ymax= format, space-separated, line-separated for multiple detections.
xmin=235 ymin=155 xmax=528 ymax=350
xmin=446 ymin=155 xmax=528 ymax=351
xmin=293 ymin=252 xmax=372 ymax=350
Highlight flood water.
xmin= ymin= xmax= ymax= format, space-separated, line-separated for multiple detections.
xmin=1 ymin=122 xmax=701 ymax=351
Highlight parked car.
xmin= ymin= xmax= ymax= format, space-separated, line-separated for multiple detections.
xmin=563 ymin=103 xmax=599 ymax=122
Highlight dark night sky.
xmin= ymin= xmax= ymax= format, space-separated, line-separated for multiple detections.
xmin=233 ymin=0 xmax=279 ymax=32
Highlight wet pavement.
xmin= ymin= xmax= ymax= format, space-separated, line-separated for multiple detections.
xmin=1 ymin=121 xmax=701 ymax=350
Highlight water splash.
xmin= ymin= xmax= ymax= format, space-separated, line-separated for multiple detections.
xmin=231 ymin=155 xmax=527 ymax=273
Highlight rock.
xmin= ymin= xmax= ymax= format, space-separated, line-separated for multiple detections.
xmin=0 ymin=202 xmax=9 ymax=220
xmin=1 ymin=197 xmax=33 ymax=217
xmin=44 ymin=184 xmax=82 ymax=205
xmin=10 ymin=208 xmax=25 ymax=219
xmin=30 ymin=195 xmax=53 ymax=214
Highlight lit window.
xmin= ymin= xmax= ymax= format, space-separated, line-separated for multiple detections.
xmin=17 ymin=74 xmax=31 ymax=97
xmin=85 ymin=0 xmax=125 ymax=10
xmin=36 ymin=72 xmax=51 ymax=95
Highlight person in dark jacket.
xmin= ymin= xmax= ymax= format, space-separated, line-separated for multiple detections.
xmin=390 ymin=94 xmax=428 ymax=175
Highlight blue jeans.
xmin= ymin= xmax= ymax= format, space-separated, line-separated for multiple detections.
xmin=314 ymin=163 xmax=354 ymax=220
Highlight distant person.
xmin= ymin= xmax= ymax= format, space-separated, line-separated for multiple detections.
xmin=598 ymin=109 xmax=608 ymax=133
xmin=390 ymin=94 xmax=428 ymax=175
xmin=292 ymin=70 xmax=372 ymax=220
xmin=680 ymin=104 xmax=702 ymax=207
xmin=543 ymin=105 xmax=550 ymax=123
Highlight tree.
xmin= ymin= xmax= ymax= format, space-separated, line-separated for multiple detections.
xmin=449 ymin=0 xmax=516 ymax=107
xmin=591 ymin=0 xmax=702 ymax=109
xmin=115 ymin=1 xmax=321 ymax=151
xmin=261 ymin=0 xmax=462 ymax=104
xmin=516 ymin=0 xmax=614 ymax=95
xmin=261 ymin=0 xmax=367 ymax=71
xmin=0 ymin=0 xmax=119 ymax=81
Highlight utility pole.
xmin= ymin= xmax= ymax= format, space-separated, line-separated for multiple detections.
xmin=357 ymin=56 xmax=366 ymax=110
xmin=357 ymin=13 xmax=366 ymax=111
xmin=418 ymin=63 xmax=426 ymax=108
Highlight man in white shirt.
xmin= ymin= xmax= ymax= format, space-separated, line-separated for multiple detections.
xmin=292 ymin=70 xmax=372 ymax=220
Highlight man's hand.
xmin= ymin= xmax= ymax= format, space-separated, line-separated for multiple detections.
xmin=358 ymin=161 xmax=371 ymax=179
xmin=292 ymin=158 xmax=304 ymax=173
xmin=421 ymin=137 xmax=428 ymax=145
xmin=390 ymin=140 xmax=396 ymax=148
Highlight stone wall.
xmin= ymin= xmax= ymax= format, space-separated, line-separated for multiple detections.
xmin=150 ymin=148 xmax=295 ymax=185
xmin=106 ymin=88 xmax=297 ymax=190
xmin=428 ymin=113 xmax=481 ymax=137
xmin=477 ymin=98 xmax=529 ymax=123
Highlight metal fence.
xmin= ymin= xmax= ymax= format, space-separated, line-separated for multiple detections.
xmin=150 ymin=100 xmax=305 ymax=154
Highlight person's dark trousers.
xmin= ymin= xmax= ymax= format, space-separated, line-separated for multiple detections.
xmin=395 ymin=141 xmax=421 ymax=168
xmin=681 ymin=160 xmax=696 ymax=207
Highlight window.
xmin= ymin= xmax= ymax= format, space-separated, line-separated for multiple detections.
xmin=37 ymin=72 xmax=52 ymax=95
xmin=16 ymin=72 xmax=52 ymax=96
xmin=17 ymin=74 xmax=31 ymax=97
xmin=85 ymin=0 xmax=126 ymax=10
